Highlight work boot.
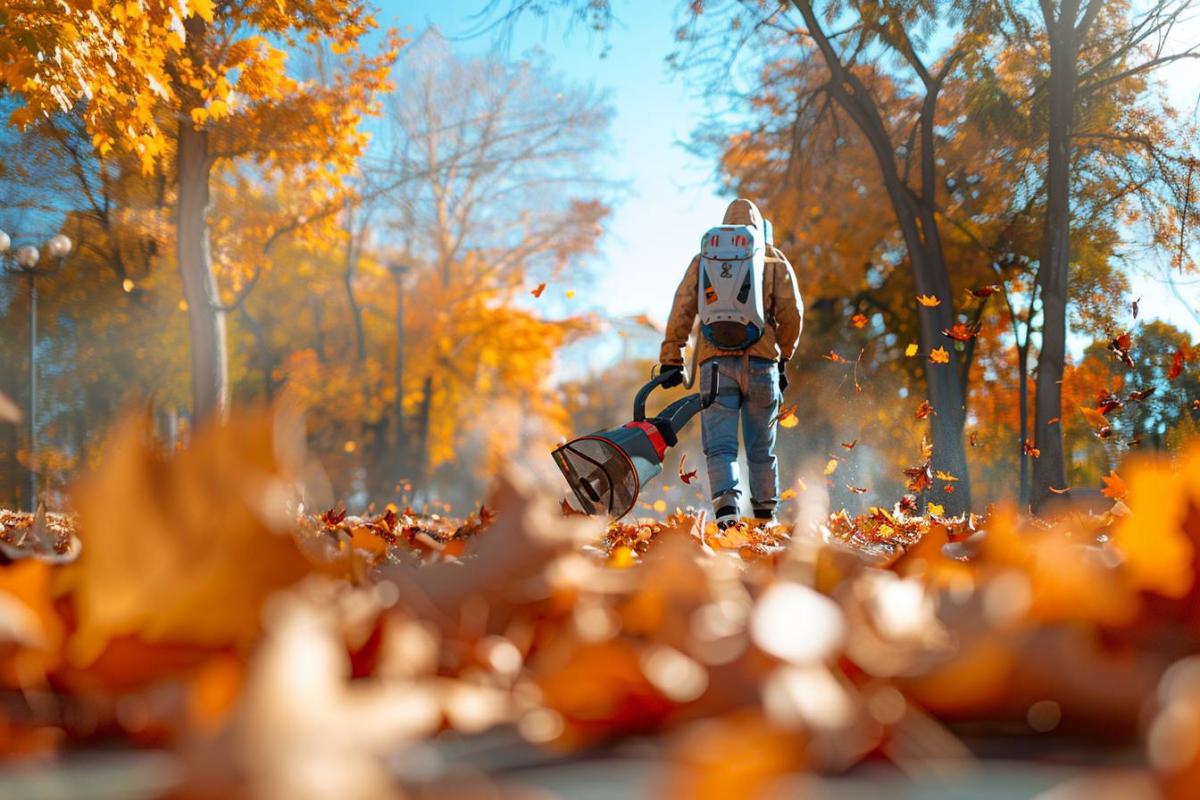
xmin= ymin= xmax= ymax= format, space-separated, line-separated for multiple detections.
xmin=752 ymin=503 xmax=777 ymax=527
xmin=715 ymin=504 xmax=740 ymax=530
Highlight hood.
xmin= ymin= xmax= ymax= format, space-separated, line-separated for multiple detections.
xmin=722 ymin=198 xmax=763 ymax=229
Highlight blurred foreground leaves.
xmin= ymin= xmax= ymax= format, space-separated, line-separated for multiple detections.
xmin=1 ymin=407 xmax=1200 ymax=798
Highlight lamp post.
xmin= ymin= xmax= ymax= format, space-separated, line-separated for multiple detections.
xmin=0 ymin=231 xmax=73 ymax=511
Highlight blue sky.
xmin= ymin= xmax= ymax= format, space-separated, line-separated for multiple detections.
xmin=379 ymin=0 xmax=730 ymax=325
xmin=380 ymin=1 xmax=1200 ymax=341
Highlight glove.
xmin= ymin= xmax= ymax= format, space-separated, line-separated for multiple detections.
xmin=777 ymin=360 xmax=789 ymax=394
xmin=659 ymin=364 xmax=684 ymax=388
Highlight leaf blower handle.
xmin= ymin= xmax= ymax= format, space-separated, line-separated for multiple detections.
xmin=635 ymin=361 xmax=720 ymax=423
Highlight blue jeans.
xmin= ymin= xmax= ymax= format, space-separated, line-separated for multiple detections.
xmin=699 ymin=355 xmax=780 ymax=514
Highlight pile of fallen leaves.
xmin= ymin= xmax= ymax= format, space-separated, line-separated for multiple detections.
xmin=0 ymin=509 xmax=80 ymax=563
xmin=2 ymin=408 xmax=1200 ymax=799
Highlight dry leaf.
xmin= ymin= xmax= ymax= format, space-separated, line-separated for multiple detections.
xmin=0 ymin=391 xmax=21 ymax=425
xmin=929 ymin=347 xmax=950 ymax=364
xmin=916 ymin=294 xmax=941 ymax=307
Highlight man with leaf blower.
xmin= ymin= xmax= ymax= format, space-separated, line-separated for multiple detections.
xmin=659 ymin=198 xmax=802 ymax=530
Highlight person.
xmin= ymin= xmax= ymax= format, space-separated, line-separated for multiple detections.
xmin=658 ymin=198 xmax=802 ymax=529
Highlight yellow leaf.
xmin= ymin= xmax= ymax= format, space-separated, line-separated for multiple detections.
xmin=779 ymin=488 xmax=797 ymax=500
xmin=653 ymin=499 xmax=667 ymax=513
xmin=933 ymin=470 xmax=958 ymax=482
xmin=927 ymin=502 xmax=944 ymax=517
xmin=905 ymin=343 xmax=919 ymax=357
xmin=191 ymin=0 xmax=215 ymax=23
xmin=823 ymin=458 xmax=838 ymax=476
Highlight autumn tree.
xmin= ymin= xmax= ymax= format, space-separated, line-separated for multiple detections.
xmin=992 ymin=0 xmax=1200 ymax=508
xmin=2 ymin=0 xmax=400 ymax=421
xmin=372 ymin=33 xmax=612 ymax=491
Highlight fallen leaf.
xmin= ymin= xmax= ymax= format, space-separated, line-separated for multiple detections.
xmin=841 ymin=439 xmax=858 ymax=450
xmin=779 ymin=488 xmax=797 ymax=501
xmin=1109 ymin=332 xmax=1134 ymax=368
xmin=1101 ymin=470 xmax=1127 ymax=500
xmin=1096 ymin=390 xmax=1124 ymax=416
xmin=934 ymin=470 xmax=958 ymax=482
xmin=531 ymin=282 xmax=546 ymax=298
xmin=968 ymin=431 xmax=980 ymax=447
xmin=1049 ymin=486 xmax=1071 ymax=494
xmin=1168 ymin=348 xmax=1185 ymax=380
xmin=904 ymin=463 xmax=932 ymax=493
xmin=929 ymin=347 xmax=950 ymax=364
xmin=927 ymin=502 xmax=945 ymax=517
xmin=1023 ymin=438 xmax=1040 ymax=458
xmin=774 ymin=404 xmax=799 ymax=427
xmin=941 ymin=323 xmax=978 ymax=342
xmin=0 ymin=391 xmax=20 ymax=424
xmin=823 ymin=351 xmax=851 ymax=364
xmin=905 ymin=343 xmax=919 ymax=357
xmin=917 ymin=294 xmax=941 ymax=307
xmin=1128 ymin=387 xmax=1155 ymax=402
xmin=851 ymin=313 xmax=868 ymax=328
xmin=1131 ymin=295 xmax=1141 ymax=319
xmin=823 ymin=459 xmax=839 ymax=477
xmin=915 ymin=400 xmax=935 ymax=420
xmin=846 ymin=485 xmax=867 ymax=494
xmin=678 ymin=454 xmax=698 ymax=485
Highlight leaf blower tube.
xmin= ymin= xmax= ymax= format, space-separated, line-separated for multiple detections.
xmin=553 ymin=361 xmax=719 ymax=520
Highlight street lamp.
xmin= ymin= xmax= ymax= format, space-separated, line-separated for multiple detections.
xmin=0 ymin=230 xmax=73 ymax=511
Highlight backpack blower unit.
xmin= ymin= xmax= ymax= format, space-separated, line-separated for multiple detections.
xmin=553 ymin=362 xmax=719 ymax=520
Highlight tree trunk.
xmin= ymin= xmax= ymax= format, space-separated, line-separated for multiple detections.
xmin=1031 ymin=14 xmax=1079 ymax=510
xmin=176 ymin=119 xmax=228 ymax=423
xmin=790 ymin=0 xmax=972 ymax=514
xmin=415 ymin=374 xmax=433 ymax=489
xmin=1017 ymin=342 xmax=1030 ymax=507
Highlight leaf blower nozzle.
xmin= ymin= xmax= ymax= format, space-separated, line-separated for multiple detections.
xmin=552 ymin=362 xmax=719 ymax=520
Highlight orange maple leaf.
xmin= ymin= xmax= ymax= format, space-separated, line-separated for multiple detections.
xmin=916 ymin=294 xmax=941 ymax=307
xmin=1101 ymin=470 xmax=1128 ymax=500
xmin=929 ymin=346 xmax=950 ymax=364
xmin=941 ymin=323 xmax=978 ymax=342
xmin=851 ymin=313 xmax=868 ymax=328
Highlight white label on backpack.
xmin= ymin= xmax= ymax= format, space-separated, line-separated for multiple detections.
xmin=698 ymin=224 xmax=766 ymax=350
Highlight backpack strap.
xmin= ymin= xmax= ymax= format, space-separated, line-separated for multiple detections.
xmin=763 ymin=247 xmax=784 ymax=327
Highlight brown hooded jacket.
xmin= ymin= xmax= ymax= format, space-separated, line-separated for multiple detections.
xmin=659 ymin=198 xmax=803 ymax=367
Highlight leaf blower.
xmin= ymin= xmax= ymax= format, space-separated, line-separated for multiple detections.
xmin=553 ymin=361 xmax=718 ymax=520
